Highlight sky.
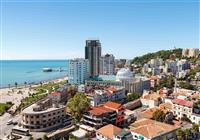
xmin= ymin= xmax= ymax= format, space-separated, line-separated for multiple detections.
xmin=0 ymin=0 xmax=199 ymax=60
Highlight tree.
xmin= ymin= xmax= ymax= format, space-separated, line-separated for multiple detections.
xmin=152 ymin=109 xmax=165 ymax=122
xmin=43 ymin=135 xmax=49 ymax=140
xmin=179 ymin=82 xmax=194 ymax=90
xmin=192 ymin=124 xmax=199 ymax=137
xmin=15 ymin=82 xmax=18 ymax=88
xmin=176 ymin=129 xmax=184 ymax=140
xmin=184 ymin=129 xmax=192 ymax=140
xmin=67 ymin=85 xmax=77 ymax=97
xmin=126 ymin=93 xmax=141 ymax=102
xmin=8 ymin=84 xmax=11 ymax=89
xmin=29 ymin=136 xmax=34 ymax=140
xmin=67 ymin=93 xmax=90 ymax=122
xmin=24 ymin=81 xmax=27 ymax=88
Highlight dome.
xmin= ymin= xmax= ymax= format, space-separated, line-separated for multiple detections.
xmin=116 ymin=68 xmax=134 ymax=81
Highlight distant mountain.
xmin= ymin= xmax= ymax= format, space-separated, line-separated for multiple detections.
xmin=131 ymin=48 xmax=182 ymax=65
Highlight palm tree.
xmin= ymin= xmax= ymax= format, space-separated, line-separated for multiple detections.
xmin=40 ymin=81 xmax=43 ymax=87
xmin=24 ymin=81 xmax=27 ymax=88
xmin=14 ymin=82 xmax=18 ymax=88
xmin=8 ymin=84 xmax=10 ymax=89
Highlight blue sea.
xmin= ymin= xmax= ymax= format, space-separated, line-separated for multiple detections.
xmin=0 ymin=60 xmax=69 ymax=88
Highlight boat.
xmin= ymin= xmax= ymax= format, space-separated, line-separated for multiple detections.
xmin=42 ymin=68 xmax=53 ymax=72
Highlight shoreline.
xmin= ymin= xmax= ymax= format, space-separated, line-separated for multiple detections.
xmin=0 ymin=76 xmax=68 ymax=89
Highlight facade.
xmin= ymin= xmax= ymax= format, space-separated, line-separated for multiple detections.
xmin=130 ymin=118 xmax=180 ymax=140
xmin=86 ymin=86 xmax=126 ymax=106
xmin=172 ymin=98 xmax=200 ymax=124
xmin=96 ymin=124 xmax=133 ymax=140
xmin=182 ymin=48 xmax=189 ymax=57
xmin=85 ymin=40 xmax=102 ymax=77
xmin=100 ymin=54 xmax=115 ymax=75
xmin=189 ymin=48 xmax=199 ymax=58
xmin=21 ymin=98 xmax=72 ymax=132
xmin=85 ymin=80 xmax=122 ymax=87
xmin=140 ymin=93 xmax=162 ymax=108
xmin=82 ymin=101 xmax=125 ymax=129
xmin=123 ymin=77 xmax=151 ymax=94
xmin=68 ymin=58 xmax=89 ymax=84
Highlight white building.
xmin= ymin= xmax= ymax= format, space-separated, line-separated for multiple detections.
xmin=68 ymin=58 xmax=89 ymax=85
xmin=189 ymin=48 xmax=199 ymax=58
xmin=100 ymin=54 xmax=115 ymax=75
xmin=86 ymin=86 xmax=126 ymax=106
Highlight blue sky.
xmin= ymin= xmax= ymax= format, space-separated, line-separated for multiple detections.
xmin=1 ymin=0 xmax=199 ymax=60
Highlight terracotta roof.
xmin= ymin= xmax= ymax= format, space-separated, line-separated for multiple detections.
xmin=172 ymin=98 xmax=193 ymax=108
xmin=143 ymin=93 xmax=161 ymax=100
xmin=50 ymin=91 xmax=61 ymax=96
xmin=89 ymin=106 xmax=113 ymax=116
xmin=142 ymin=107 xmax=160 ymax=119
xmin=97 ymin=124 xmax=122 ymax=139
xmin=149 ymin=76 xmax=158 ymax=80
xmin=104 ymin=101 xmax=122 ymax=110
xmin=130 ymin=118 xmax=180 ymax=139
xmin=106 ymin=87 xmax=117 ymax=95
xmin=159 ymin=102 xmax=172 ymax=110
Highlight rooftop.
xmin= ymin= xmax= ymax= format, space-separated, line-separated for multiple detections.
xmin=130 ymin=118 xmax=180 ymax=139
xmin=172 ymin=98 xmax=193 ymax=108
xmin=104 ymin=101 xmax=122 ymax=110
xmin=89 ymin=106 xmax=113 ymax=116
xmin=97 ymin=124 xmax=122 ymax=139
xmin=50 ymin=91 xmax=61 ymax=96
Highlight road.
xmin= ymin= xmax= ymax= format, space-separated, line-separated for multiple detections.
xmin=0 ymin=113 xmax=21 ymax=139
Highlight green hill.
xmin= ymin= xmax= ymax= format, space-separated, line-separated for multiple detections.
xmin=131 ymin=48 xmax=182 ymax=65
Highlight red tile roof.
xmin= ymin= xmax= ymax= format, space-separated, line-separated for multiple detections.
xmin=104 ymin=101 xmax=122 ymax=110
xmin=50 ymin=91 xmax=61 ymax=96
xmin=172 ymin=98 xmax=193 ymax=108
xmin=89 ymin=106 xmax=113 ymax=116
xmin=97 ymin=124 xmax=122 ymax=139
xmin=106 ymin=87 xmax=117 ymax=94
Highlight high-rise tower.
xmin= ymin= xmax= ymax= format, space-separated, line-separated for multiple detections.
xmin=85 ymin=40 xmax=101 ymax=77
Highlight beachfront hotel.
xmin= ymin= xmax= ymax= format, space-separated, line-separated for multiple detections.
xmin=68 ymin=58 xmax=90 ymax=85
xmin=21 ymin=98 xmax=72 ymax=132
xmin=85 ymin=39 xmax=102 ymax=77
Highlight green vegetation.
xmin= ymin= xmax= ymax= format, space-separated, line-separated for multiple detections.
xmin=0 ymin=102 xmax=13 ymax=116
xmin=178 ymin=81 xmax=195 ymax=90
xmin=152 ymin=109 xmax=165 ymax=122
xmin=131 ymin=48 xmax=182 ymax=65
xmin=154 ymin=75 xmax=174 ymax=91
xmin=187 ymin=66 xmax=200 ymax=79
xmin=184 ymin=129 xmax=192 ymax=140
xmin=126 ymin=93 xmax=141 ymax=102
xmin=176 ymin=129 xmax=184 ymax=140
xmin=67 ymin=93 xmax=90 ymax=122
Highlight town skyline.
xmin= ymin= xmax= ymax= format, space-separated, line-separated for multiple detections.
xmin=1 ymin=0 xmax=199 ymax=60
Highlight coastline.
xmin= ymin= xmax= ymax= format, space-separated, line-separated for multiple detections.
xmin=0 ymin=75 xmax=68 ymax=89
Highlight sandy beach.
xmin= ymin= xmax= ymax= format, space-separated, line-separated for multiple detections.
xmin=0 ymin=76 xmax=68 ymax=111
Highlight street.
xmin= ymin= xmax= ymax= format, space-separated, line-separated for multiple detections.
xmin=0 ymin=113 xmax=21 ymax=139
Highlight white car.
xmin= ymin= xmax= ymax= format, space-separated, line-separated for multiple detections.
xmin=6 ymin=119 xmax=13 ymax=125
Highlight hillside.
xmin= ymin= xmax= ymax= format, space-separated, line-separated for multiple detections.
xmin=131 ymin=48 xmax=182 ymax=65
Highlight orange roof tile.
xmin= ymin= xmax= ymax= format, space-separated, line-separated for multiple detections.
xmin=130 ymin=118 xmax=180 ymax=139
xmin=50 ymin=91 xmax=61 ymax=96
xmin=97 ymin=124 xmax=122 ymax=139
xmin=104 ymin=101 xmax=122 ymax=110
xmin=89 ymin=106 xmax=113 ymax=116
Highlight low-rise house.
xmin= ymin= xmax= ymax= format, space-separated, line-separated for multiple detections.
xmin=96 ymin=124 xmax=133 ymax=140
xmin=140 ymin=92 xmax=162 ymax=108
xmin=130 ymin=118 xmax=180 ymax=140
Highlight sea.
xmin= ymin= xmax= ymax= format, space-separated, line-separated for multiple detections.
xmin=0 ymin=60 xmax=69 ymax=88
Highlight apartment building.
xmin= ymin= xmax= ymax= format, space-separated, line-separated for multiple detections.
xmin=21 ymin=98 xmax=72 ymax=132
xmin=86 ymin=86 xmax=126 ymax=106
xmin=82 ymin=101 xmax=125 ymax=129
